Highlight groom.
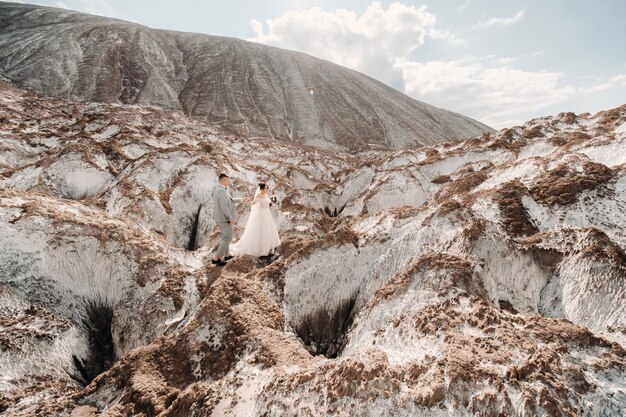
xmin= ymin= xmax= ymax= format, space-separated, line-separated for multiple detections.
xmin=211 ymin=173 xmax=251 ymax=266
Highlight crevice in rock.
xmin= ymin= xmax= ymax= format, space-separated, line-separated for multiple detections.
xmin=186 ymin=204 xmax=202 ymax=251
xmin=71 ymin=300 xmax=115 ymax=386
xmin=294 ymin=291 xmax=358 ymax=358
xmin=324 ymin=202 xmax=346 ymax=218
xmin=498 ymin=299 xmax=518 ymax=314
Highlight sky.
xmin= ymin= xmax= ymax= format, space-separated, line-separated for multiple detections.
xmin=10 ymin=0 xmax=626 ymax=129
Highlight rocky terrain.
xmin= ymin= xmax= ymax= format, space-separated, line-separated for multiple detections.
xmin=0 ymin=2 xmax=492 ymax=152
xmin=1 ymin=68 xmax=625 ymax=416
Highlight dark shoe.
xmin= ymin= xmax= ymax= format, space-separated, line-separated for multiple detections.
xmin=224 ymin=255 xmax=234 ymax=261
xmin=212 ymin=259 xmax=227 ymax=267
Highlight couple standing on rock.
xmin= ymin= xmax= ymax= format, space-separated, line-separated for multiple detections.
xmin=210 ymin=173 xmax=281 ymax=267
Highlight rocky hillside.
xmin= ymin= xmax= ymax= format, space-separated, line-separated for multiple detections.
xmin=0 ymin=2 xmax=493 ymax=152
xmin=1 ymin=76 xmax=625 ymax=416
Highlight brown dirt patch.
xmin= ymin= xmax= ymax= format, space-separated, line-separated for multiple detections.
xmin=431 ymin=175 xmax=451 ymax=184
xmin=549 ymin=131 xmax=592 ymax=148
xmin=434 ymin=167 xmax=492 ymax=202
xmin=529 ymin=161 xmax=613 ymax=206
xmin=494 ymin=180 xmax=539 ymax=237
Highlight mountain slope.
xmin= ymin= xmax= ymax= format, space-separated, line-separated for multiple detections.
xmin=0 ymin=2 xmax=493 ymax=151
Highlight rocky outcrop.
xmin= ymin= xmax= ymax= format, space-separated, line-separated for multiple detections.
xmin=1 ymin=77 xmax=625 ymax=416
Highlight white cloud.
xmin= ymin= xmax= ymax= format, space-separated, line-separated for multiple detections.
xmin=396 ymin=55 xmax=626 ymax=128
xmin=458 ymin=1 xmax=471 ymax=11
xmin=579 ymin=74 xmax=626 ymax=93
xmin=248 ymin=1 xmax=462 ymax=86
xmin=249 ymin=3 xmax=624 ymax=129
xmin=428 ymin=28 xmax=466 ymax=45
xmin=54 ymin=2 xmax=70 ymax=9
xmin=473 ymin=10 xmax=525 ymax=30
xmin=395 ymin=57 xmax=575 ymax=128
xmin=248 ymin=3 xmax=564 ymax=128
xmin=495 ymin=50 xmax=543 ymax=65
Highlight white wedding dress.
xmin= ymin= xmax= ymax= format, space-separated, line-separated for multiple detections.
xmin=232 ymin=191 xmax=281 ymax=257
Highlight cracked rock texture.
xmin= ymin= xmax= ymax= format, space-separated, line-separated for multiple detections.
xmin=1 ymin=74 xmax=625 ymax=416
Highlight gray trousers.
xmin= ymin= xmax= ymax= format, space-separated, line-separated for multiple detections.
xmin=215 ymin=221 xmax=233 ymax=258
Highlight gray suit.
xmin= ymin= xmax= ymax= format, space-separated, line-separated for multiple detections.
xmin=212 ymin=183 xmax=243 ymax=258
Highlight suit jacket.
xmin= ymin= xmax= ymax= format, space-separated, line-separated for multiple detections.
xmin=212 ymin=184 xmax=243 ymax=223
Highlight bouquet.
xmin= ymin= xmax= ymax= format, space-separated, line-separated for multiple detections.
xmin=270 ymin=195 xmax=280 ymax=207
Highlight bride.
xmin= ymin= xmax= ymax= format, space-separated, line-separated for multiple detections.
xmin=231 ymin=183 xmax=281 ymax=257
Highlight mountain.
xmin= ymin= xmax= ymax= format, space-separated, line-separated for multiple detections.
xmin=0 ymin=2 xmax=493 ymax=151
xmin=1 ymin=76 xmax=625 ymax=416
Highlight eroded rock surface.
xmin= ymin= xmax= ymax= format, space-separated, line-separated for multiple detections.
xmin=1 ymin=77 xmax=626 ymax=416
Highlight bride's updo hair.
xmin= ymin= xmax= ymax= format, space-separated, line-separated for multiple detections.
xmin=258 ymin=183 xmax=267 ymax=190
